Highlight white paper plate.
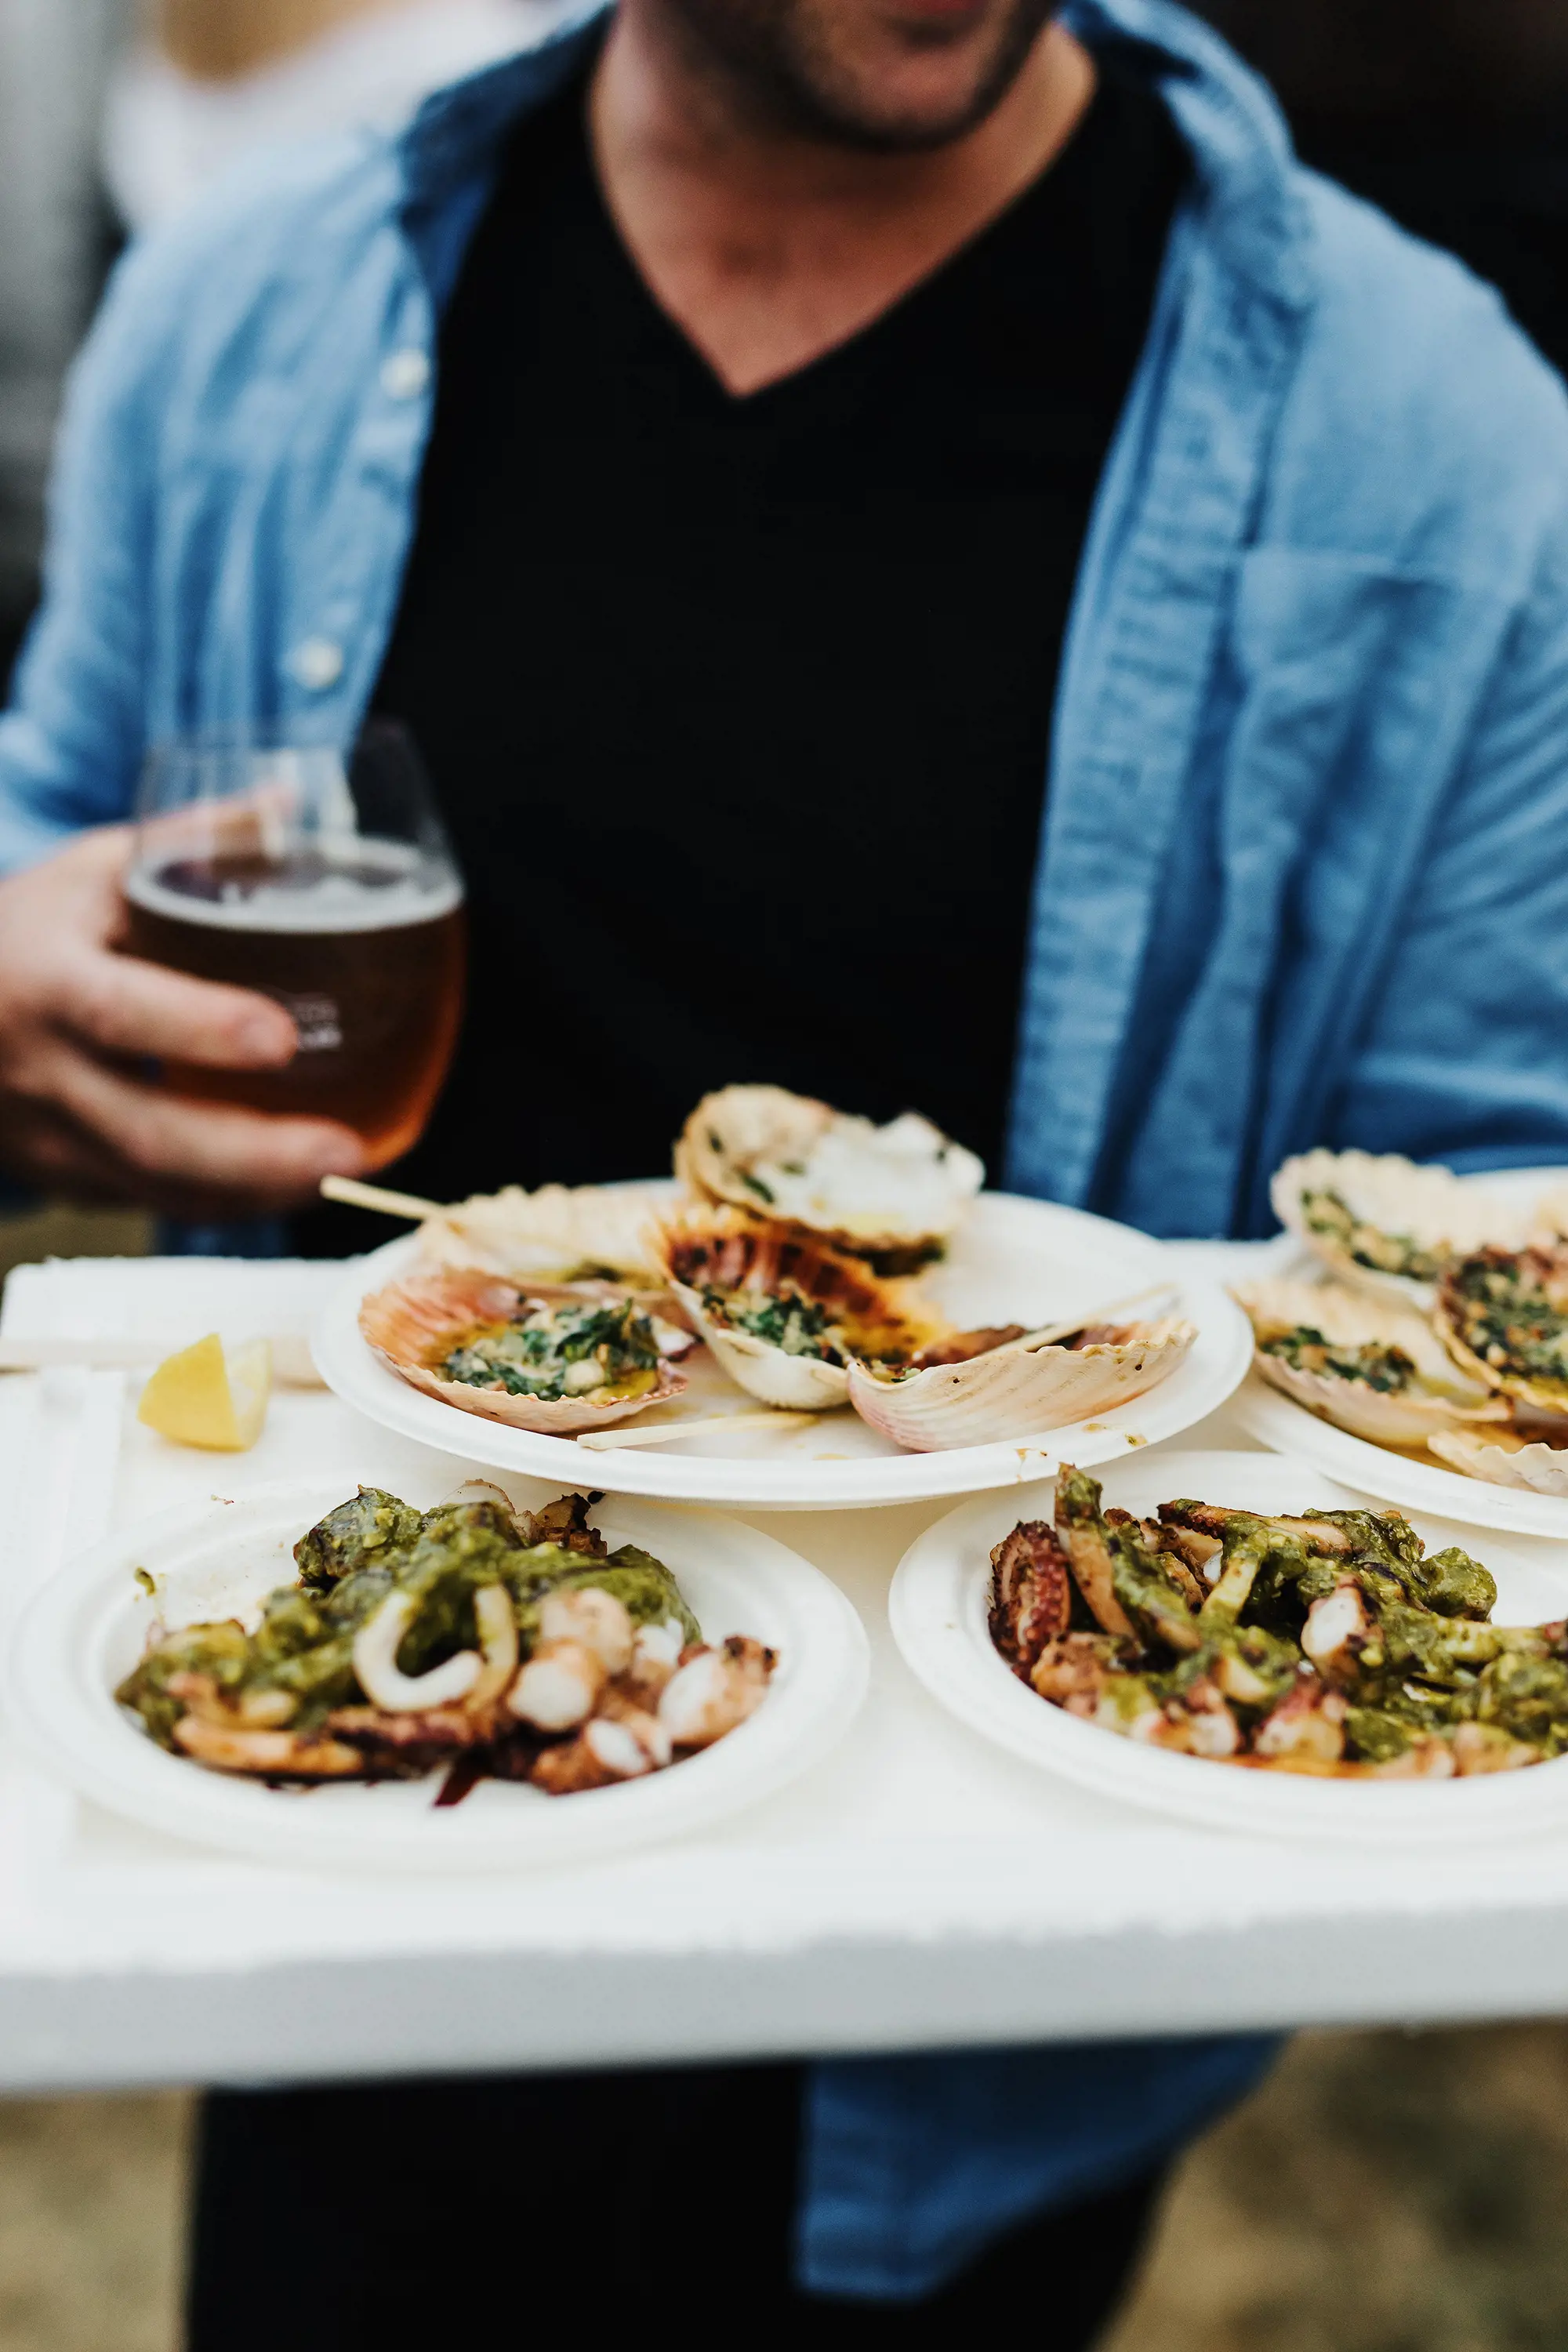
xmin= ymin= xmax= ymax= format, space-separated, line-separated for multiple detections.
xmin=6 ymin=1476 xmax=869 ymax=1874
xmin=1235 ymin=1164 xmax=1568 ymax=1541
xmin=313 ymin=1192 xmax=1252 ymax=1511
xmin=1232 ymin=1377 xmax=1568 ymax=1541
xmin=890 ymin=1449 xmax=1568 ymax=1842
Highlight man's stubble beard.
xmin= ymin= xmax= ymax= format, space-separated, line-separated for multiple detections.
xmin=657 ymin=0 xmax=1062 ymax=151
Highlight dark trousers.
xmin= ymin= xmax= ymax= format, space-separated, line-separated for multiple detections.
xmin=187 ymin=2063 xmax=1161 ymax=2348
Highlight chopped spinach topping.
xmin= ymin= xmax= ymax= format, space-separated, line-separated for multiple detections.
xmin=702 ymin=1281 xmax=844 ymax=1363
xmin=1444 ymin=1250 xmax=1568 ymax=1397
xmin=440 ymin=1298 xmax=661 ymax=1402
xmin=1261 ymin=1326 xmax=1420 ymax=1395
xmin=1301 ymin=1187 xmax=1445 ymax=1283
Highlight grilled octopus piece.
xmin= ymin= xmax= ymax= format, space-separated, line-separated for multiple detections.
xmin=327 ymin=1699 xmax=517 ymax=1775
xmin=1054 ymin=1467 xmax=1137 ymax=1639
xmin=517 ymin=1490 xmax=608 ymax=1556
xmin=1029 ymin=1632 xmax=1138 ymax=1709
xmin=989 ymin=1521 xmax=1074 ymax=1673
xmin=1158 ymin=1500 xmax=1355 ymax=1555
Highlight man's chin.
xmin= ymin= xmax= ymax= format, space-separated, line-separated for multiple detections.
xmin=786 ymin=34 xmax=1052 ymax=148
xmin=665 ymin=0 xmax=1058 ymax=151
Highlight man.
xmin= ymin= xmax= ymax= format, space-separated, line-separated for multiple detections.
xmin=3 ymin=0 xmax=1568 ymax=2339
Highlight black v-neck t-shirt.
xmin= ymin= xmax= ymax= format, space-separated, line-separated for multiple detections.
xmin=368 ymin=54 xmax=1185 ymax=1210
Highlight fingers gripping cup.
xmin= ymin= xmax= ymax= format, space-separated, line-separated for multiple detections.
xmin=122 ymin=724 xmax=466 ymax=1167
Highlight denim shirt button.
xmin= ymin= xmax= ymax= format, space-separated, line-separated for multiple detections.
xmin=380 ymin=347 xmax=430 ymax=401
xmin=289 ymin=636 xmax=345 ymax=691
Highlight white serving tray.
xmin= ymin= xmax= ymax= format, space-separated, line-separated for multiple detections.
xmin=891 ymin=1450 xmax=1568 ymax=1843
xmin=314 ymin=1192 xmax=1252 ymax=1511
xmin=6 ymin=1476 xmax=868 ymax=1874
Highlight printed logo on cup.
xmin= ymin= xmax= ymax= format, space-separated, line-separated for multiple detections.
xmin=268 ymin=992 xmax=345 ymax=1052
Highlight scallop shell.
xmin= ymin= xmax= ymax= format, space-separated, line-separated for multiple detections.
xmin=1235 ymin=1278 xmax=1508 ymax=1448
xmin=358 ymin=1269 xmax=687 ymax=1436
xmin=1428 ymin=1429 xmax=1568 ymax=1497
xmin=1434 ymin=1243 xmax=1568 ymax=1418
xmin=1270 ymin=1149 xmax=1530 ymax=1308
xmin=676 ymin=1086 xmax=983 ymax=1268
xmin=415 ymin=1184 xmax=667 ymax=1287
xmin=653 ymin=1211 xmax=942 ymax=1411
xmin=844 ymin=1318 xmax=1196 ymax=1454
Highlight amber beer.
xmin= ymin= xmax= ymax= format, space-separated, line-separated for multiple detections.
xmin=122 ymin=844 xmax=466 ymax=1165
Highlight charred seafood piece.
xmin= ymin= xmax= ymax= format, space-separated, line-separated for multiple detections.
xmin=116 ymin=1488 xmax=778 ymax=1800
xmin=1270 ymin=1149 xmax=1533 ymax=1309
xmin=653 ymin=1208 xmax=945 ymax=1410
xmin=675 ymin=1084 xmax=983 ymax=1272
xmin=415 ymin=1182 xmax=668 ymax=1287
xmin=358 ymin=1269 xmax=688 ymax=1436
xmin=845 ymin=1316 xmax=1196 ymax=1454
xmin=1236 ymin=1278 xmax=1507 ymax=1450
xmin=1436 ymin=1243 xmax=1568 ymax=1424
xmin=982 ymin=1465 xmax=1567 ymax=1778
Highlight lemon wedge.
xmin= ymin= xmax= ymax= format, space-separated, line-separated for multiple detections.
xmin=136 ymin=1334 xmax=272 ymax=1451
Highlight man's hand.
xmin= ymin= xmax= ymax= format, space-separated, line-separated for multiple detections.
xmin=0 ymin=826 xmax=366 ymax=1216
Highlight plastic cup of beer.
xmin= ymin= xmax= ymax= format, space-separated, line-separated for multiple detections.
xmin=122 ymin=723 xmax=466 ymax=1168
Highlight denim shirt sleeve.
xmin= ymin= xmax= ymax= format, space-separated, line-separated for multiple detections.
xmin=800 ymin=2035 xmax=1278 ymax=2299
xmin=1334 ymin=485 xmax=1568 ymax=1171
xmin=0 ymin=241 xmax=166 ymax=873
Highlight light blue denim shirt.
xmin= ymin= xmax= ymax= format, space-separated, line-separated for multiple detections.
xmin=6 ymin=0 xmax=1568 ymax=2303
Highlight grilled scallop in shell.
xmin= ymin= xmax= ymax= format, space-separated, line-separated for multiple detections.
xmin=1236 ymin=1277 xmax=1508 ymax=1450
xmin=358 ymin=1269 xmax=688 ymax=1436
xmin=652 ymin=1209 xmax=944 ymax=1410
xmin=1427 ymin=1428 xmax=1568 ymax=1497
xmin=675 ymin=1085 xmax=984 ymax=1271
xmin=844 ymin=1316 xmax=1197 ymax=1454
xmin=1435 ymin=1242 xmax=1568 ymax=1422
xmin=1270 ymin=1149 xmax=1532 ymax=1310
xmin=413 ymin=1181 xmax=667 ymax=1287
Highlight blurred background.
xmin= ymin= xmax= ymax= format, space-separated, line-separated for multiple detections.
xmin=5 ymin=4 xmax=1568 ymax=2346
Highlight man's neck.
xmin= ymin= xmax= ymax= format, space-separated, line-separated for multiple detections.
xmin=590 ymin=4 xmax=1097 ymax=396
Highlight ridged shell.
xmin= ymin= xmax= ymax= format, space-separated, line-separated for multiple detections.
xmin=415 ymin=1184 xmax=666 ymax=1287
xmin=1428 ymin=1429 xmax=1568 ymax=1497
xmin=1271 ymin=1149 xmax=1531 ymax=1308
xmin=844 ymin=1319 xmax=1196 ymax=1454
xmin=653 ymin=1211 xmax=941 ymax=1411
xmin=1434 ymin=1243 xmax=1568 ymax=1417
xmin=676 ymin=1086 xmax=983 ymax=1265
xmin=358 ymin=1269 xmax=687 ymax=1435
xmin=1235 ymin=1278 xmax=1508 ymax=1447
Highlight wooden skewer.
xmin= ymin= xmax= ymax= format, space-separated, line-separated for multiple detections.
xmin=320 ymin=1174 xmax=448 ymax=1221
xmin=576 ymin=1409 xmax=822 ymax=1452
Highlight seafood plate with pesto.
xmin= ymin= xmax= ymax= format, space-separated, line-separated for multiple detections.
xmin=991 ymin=1467 xmax=1559 ymax=1780
xmin=116 ymin=1484 xmax=774 ymax=1798
xmin=318 ymin=1083 xmax=1250 ymax=1509
xmin=890 ymin=1450 xmax=1568 ymax=1838
xmin=10 ymin=1476 xmax=869 ymax=1869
